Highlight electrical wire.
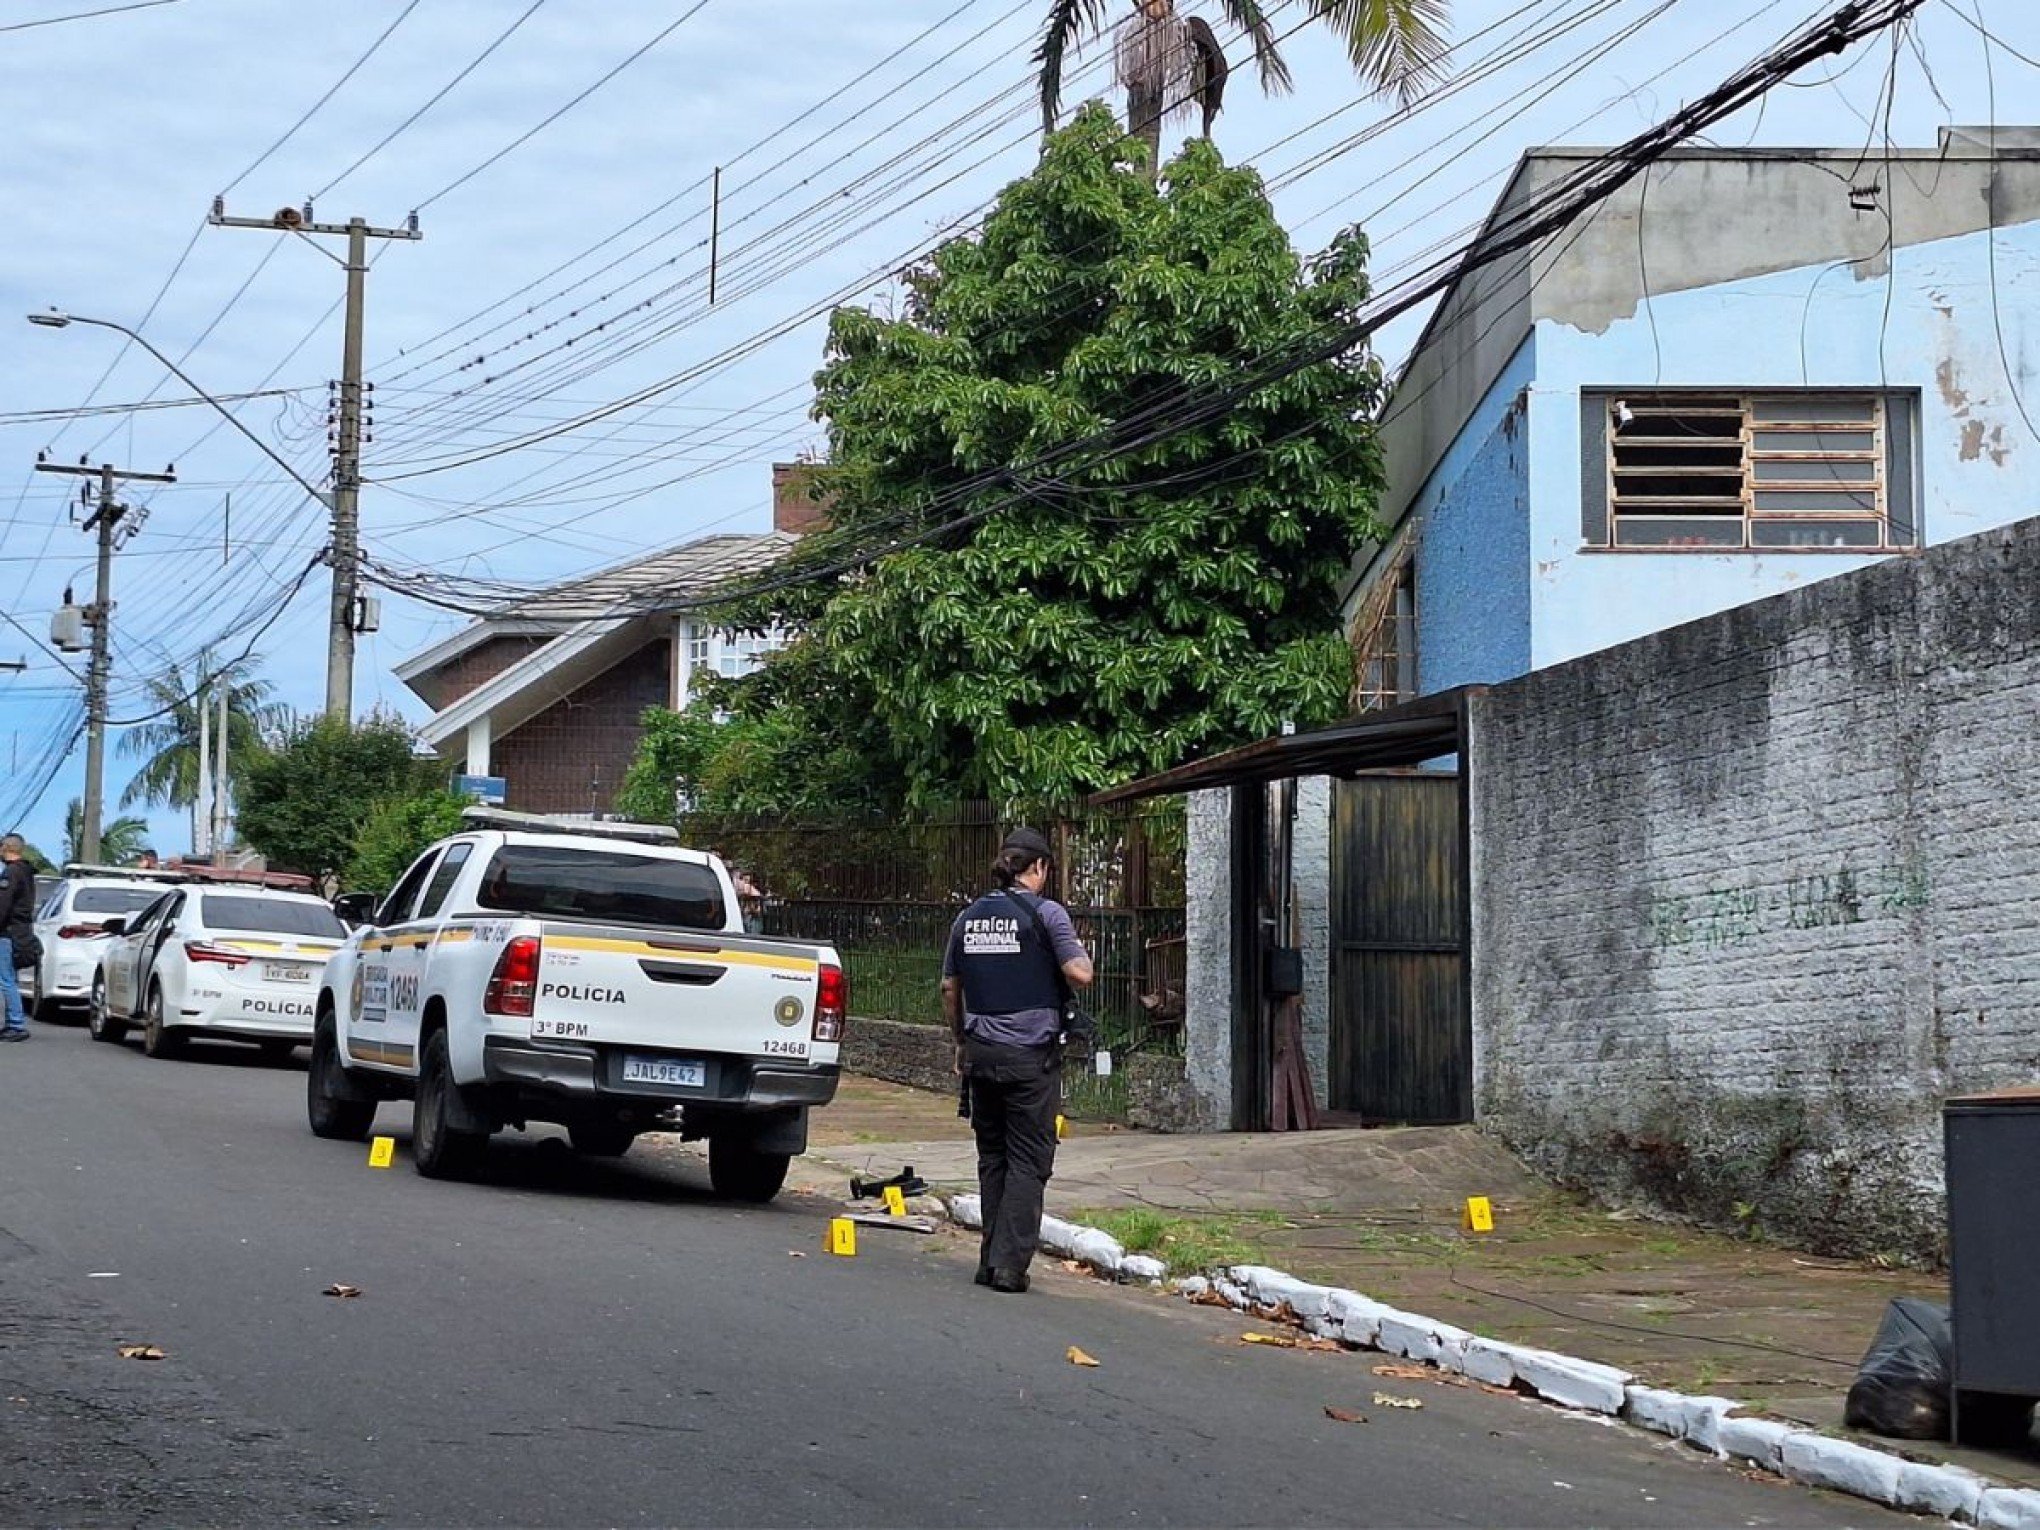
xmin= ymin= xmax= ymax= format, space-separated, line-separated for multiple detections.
xmin=0 ymin=0 xmax=180 ymax=33
xmin=310 ymin=0 xmax=551 ymax=201
xmin=361 ymin=0 xmax=1927 ymax=624
xmin=218 ymin=0 xmax=425 ymax=197
xmin=413 ymin=0 xmax=718 ymax=212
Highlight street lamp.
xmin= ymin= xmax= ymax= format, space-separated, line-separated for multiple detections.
xmin=25 ymin=310 xmax=334 ymax=508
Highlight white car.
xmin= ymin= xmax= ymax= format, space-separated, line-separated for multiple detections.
xmin=29 ymin=870 xmax=183 ymax=1021
xmin=91 ymin=884 xmax=347 ymax=1060
xmin=310 ymin=808 xmax=846 ymax=1198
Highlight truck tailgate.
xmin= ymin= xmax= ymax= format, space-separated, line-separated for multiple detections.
xmin=532 ymin=927 xmax=829 ymax=1064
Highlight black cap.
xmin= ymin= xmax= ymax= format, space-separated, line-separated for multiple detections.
xmin=1001 ymin=827 xmax=1053 ymax=861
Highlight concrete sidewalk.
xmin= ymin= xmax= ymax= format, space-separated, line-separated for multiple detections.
xmin=803 ymin=1075 xmax=2039 ymax=1490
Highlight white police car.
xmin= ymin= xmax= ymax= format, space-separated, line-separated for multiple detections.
xmin=28 ymin=867 xmax=182 ymax=1021
xmin=91 ymin=882 xmax=346 ymax=1060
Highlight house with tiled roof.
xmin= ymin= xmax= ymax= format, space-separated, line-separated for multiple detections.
xmin=397 ymin=466 xmax=824 ymax=815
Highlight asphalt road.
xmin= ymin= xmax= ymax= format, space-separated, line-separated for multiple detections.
xmin=0 ymin=1021 xmax=1910 ymax=1529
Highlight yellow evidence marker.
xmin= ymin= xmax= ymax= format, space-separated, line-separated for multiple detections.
xmin=828 ymin=1218 xmax=858 ymax=1257
xmin=1055 ymin=1114 xmax=1068 ymax=1141
xmin=1463 ymin=1195 xmax=1495 ymax=1233
xmin=368 ymin=1136 xmax=396 ymax=1170
xmin=882 ymin=1184 xmax=908 ymax=1217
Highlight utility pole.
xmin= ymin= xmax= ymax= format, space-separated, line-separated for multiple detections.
xmin=213 ymin=679 xmax=229 ymax=867
xmin=196 ymin=678 xmax=211 ymax=859
xmin=34 ymin=459 xmax=175 ymax=863
xmin=209 ymin=199 xmax=420 ymax=722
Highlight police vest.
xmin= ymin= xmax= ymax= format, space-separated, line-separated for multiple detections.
xmin=954 ymin=890 xmax=1063 ymax=1017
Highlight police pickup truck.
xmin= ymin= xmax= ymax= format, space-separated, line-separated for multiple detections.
xmin=307 ymin=808 xmax=844 ymax=1201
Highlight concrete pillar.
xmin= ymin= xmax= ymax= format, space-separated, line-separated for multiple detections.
xmin=465 ymin=715 xmax=491 ymax=777
xmin=1183 ymin=789 xmax=1233 ymax=1129
xmin=1295 ymin=776 xmax=1333 ymax=1106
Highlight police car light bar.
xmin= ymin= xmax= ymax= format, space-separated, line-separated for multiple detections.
xmin=457 ymin=806 xmax=682 ymax=847
xmin=61 ymin=863 xmax=190 ymax=882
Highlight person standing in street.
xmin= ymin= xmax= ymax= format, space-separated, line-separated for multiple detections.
xmin=941 ymin=827 xmax=1093 ymax=1293
xmin=0 ymin=833 xmax=37 ymax=1041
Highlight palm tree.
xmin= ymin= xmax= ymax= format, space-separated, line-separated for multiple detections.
xmin=117 ymin=651 xmax=286 ymax=851
xmin=1035 ymin=0 xmax=1451 ymax=177
xmin=61 ymin=798 xmax=150 ymax=867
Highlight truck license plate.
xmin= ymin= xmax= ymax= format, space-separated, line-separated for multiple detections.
xmin=621 ymin=1055 xmax=705 ymax=1088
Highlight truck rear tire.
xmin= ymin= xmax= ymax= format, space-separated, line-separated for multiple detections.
xmin=307 ymin=1022 xmax=376 ymax=1142
xmin=413 ymin=1030 xmax=487 ymax=1180
xmin=709 ymin=1136 xmax=791 ymax=1203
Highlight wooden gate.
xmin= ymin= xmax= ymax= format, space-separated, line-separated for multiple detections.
xmin=1328 ymin=772 xmax=1470 ymax=1124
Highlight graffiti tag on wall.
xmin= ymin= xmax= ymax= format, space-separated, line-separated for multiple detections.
xmin=1646 ymin=860 xmax=1930 ymax=952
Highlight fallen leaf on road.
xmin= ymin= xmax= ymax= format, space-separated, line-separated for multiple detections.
xmin=322 ymin=1283 xmax=362 ymax=1299
xmin=1372 ymin=1363 xmax=1432 ymax=1380
xmin=117 ymin=1344 xmax=166 ymax=1361
xmin=1065 ymin=1346 xmax=1100 ymax=1368
xmin=1242 ymin=1332 xmax=1342 ymax=1352
xmin=1060 ymin=1260 xmax=1085 ymax=1274
xmin=1323 ymin=1406 xmax=1369 ymax=1424
xmin=1371 ymin=1392 xmax=1423 ymax=1410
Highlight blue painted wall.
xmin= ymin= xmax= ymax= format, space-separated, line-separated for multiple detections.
xmin=1410 ymin=335 xmax=1535 ymax=695
xmin=1526 ymin=219 xmax=2040 ymax=671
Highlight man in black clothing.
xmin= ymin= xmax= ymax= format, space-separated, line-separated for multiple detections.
xmin=0 ymin=833 xmax=36 ymax=1040
xmin=941 ymin=828 xmax=1093 ymax=1292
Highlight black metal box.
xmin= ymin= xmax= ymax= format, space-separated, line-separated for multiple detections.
xmin=1944 ymin=1088 xmax=2040 ymax=1446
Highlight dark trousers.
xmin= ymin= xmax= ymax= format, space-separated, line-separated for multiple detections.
xmin=965 ymin=1038 xmax=1060 ymax=1276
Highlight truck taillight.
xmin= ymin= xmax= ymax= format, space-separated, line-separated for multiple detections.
xmin=484 ymin=935 xmax=542 ymax=1017
xmin=813 ymin=963 xmax=847 ymax=1043
xmin=184 ymin=941 xmax=252 ymax=967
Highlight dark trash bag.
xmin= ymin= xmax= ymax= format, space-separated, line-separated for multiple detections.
xmin=1845 ymin=1297 xmax=1951 ymax=1440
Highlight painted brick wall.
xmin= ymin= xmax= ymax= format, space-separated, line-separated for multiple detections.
xmin=1471 ymin=518 xmax=2040 ymax=1263
xmin=494 ymin=639 xmax=671 ymax=816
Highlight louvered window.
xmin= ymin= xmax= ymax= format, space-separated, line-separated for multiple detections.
xmin=1582 ymin=392 xmax=1918 ymax=550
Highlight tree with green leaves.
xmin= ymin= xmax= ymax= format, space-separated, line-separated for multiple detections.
xmin=117 ymin=651 xmax=285 ymax=850
xmin=1036 ymin=0 xmax=1450 ymax=174
xmin=707 ymin=107 xmax=1386 ymax=809
xmin=345 ymin=789 xmax=471 ymax=893
xmin=236 ymin=712 xmax=443 ymax=881
xmin=60 ymin=798 xmax=150 ymax=866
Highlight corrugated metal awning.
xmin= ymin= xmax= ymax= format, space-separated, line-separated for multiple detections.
xmin=1089 ymin=687 xmax=1480 ymax=806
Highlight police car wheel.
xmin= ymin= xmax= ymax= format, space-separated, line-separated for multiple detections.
xmin=141 ymin=987 xmax=183 ymax=1059
xmin=412 ymin=1031 xmax=486 ymax=1180
xmin=88 ymin=973 xmax=126 ymax=1045
xmin=708 ymin=1136 xmax=790 ymax=1203
xmin=307 ymin=1022 xmax=376 ymax=1142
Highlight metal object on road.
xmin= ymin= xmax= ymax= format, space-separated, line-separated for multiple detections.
xmin=849 ymin=1165 xmax=926 ymax=1201
xmin=1944 ymin=1086 xmax=2040 ymax=1445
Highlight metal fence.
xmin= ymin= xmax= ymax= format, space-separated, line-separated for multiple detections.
xmin=693 ymin=803 xmax=1187 ymax=1057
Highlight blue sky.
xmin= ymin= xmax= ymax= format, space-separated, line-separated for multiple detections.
xmin=0 ymin=0 xmax=2031 ymax=857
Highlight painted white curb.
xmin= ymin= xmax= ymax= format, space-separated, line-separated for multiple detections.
xmin=934 ymin=1193 xmax=2035 ymax=1526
